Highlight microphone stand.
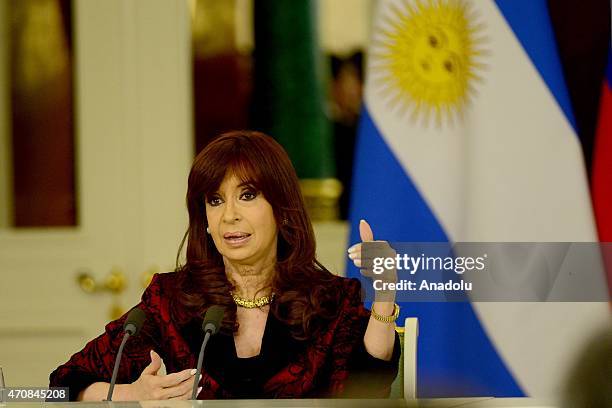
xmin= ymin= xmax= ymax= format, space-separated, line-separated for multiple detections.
xmin=191 ymin=331 xmax=212 ymax=399
xmin=106 ymin=331 xmax=132 ymax=401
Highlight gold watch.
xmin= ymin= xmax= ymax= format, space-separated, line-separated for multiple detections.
xmin=371 ymin=303 xmax=400 ymax=323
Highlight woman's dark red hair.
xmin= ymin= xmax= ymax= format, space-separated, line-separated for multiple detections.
xmin=173 ymin=130 xmax=341 ymax=340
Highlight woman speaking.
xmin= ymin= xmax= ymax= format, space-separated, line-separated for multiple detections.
xmin=49 ymin=131 xmax=400 ymax=400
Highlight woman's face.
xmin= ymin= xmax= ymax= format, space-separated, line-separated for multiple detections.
xmin=205 ymin=174 xmax=278 ymax=266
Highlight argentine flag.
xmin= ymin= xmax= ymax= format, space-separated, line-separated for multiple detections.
xmin=348 ymin=0 xmax=610 ymax=398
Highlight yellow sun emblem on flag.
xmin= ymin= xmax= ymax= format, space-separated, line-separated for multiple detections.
xmin=370 ymin=0 xmax=487 ymax=126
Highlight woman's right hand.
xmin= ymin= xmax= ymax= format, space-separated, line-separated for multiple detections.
xmin=124 ymin=350 xmax=200 ymax=400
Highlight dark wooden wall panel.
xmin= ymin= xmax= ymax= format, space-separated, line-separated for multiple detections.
xmin=10 ymin=0 xmax=76 ymax=227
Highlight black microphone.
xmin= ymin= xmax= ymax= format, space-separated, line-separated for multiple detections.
xmin=191 ymin=306 xmax=225 ymax=399
xmin=106 ymin=308 xmax=147 ymax=401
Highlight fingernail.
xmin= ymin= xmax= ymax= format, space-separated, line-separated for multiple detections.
xmin=190 ymin=369 xmax=197 ymax=375
xmin=197 ymin=387 xmax=202 ymax=394
xmin=347 ymin=246 xmax=355 ymax=253
xmin=348 ymin=253 xmax=356 ymax=260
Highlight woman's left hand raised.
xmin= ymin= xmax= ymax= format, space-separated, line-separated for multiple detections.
xmin=349 ymin=220 xmax=398 ymax=362
xmin=347 ymin=220 xmax=397 ymax=301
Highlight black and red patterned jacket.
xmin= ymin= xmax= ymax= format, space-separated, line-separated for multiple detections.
xmin=49 ymin=272 xmax=400 ymax=400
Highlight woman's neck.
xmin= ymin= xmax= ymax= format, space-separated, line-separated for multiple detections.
xmin=224 ymin=259 xmax=275 ymax=299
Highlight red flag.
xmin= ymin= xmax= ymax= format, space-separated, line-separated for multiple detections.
xmin=591 ymin=50 xmax=612 ymax=289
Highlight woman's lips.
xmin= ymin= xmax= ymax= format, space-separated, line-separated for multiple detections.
xmin=223 ymin=232 xmax=252 ymax=246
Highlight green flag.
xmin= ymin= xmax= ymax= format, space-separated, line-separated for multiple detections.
xmin=252 ymin=0 xmax=334 ymax=180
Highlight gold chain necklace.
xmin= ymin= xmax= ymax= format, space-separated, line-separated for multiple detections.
xmin=231 ymin=292 xmax=275 ymax=308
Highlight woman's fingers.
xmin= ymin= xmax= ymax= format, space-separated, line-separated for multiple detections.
xmin=348 ymin=241 xmax=398 ymax=281
xmin=158 ymin=368 xmax=197 ymax=388
xmin=359 ymin=219 xmax=374 ymax=241
xmin=347 ymin=242 xmax=361 ymax=254
xmin=347 ymin=243 xmax=362 ymax=259
xmin=169 ymin=386 xmax=201 ymax=400
xmin=162 ymin=375 xmax=198 ymax=400
xmin=348 ymin=245 xmax=363 ymax=268
xmin=135 ymin=364 xmax=199 ymax=400
xmin=348 ymin=244 xmax=377 ymax=269
xmin=347 ymin=243 xmax=384 ymax=267
xmin=142 ymin=350 xmax=162 ymax=376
